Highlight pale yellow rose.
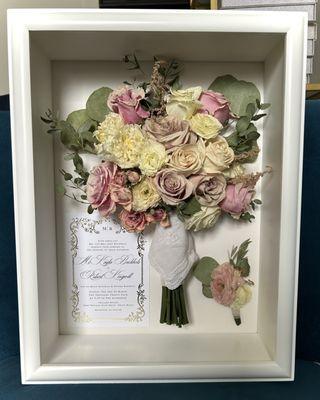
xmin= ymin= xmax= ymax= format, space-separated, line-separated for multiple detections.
xmin=184 ymin=205 xmax=221 ymax=232
xmin=231 ymin=284 xmax=252 ymax=310
xmin=166 ymin=86 xmax=202 ymax=120
xmin=168 ymin=140 xmax=205 ymax=176
xmin=94 ymin=112 xmax=124 ymax=144
xmin=139 ymin=140 xmax=168 ymax=177
xmin=223 ymin=163 xmax=245 ymax=179
xmin=202 ymin=136 xmax=234 ymax=173
xmin=106 ymin=124 xmax=146 ymax=169
xmin=132 ymin=177 xmax=161 ymax=211
xmin=190 ymin=113 xmax=223 ymax=140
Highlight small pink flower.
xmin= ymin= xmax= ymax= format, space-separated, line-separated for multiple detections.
xmin=110 ymin=184 xmax=132 ymax=211
xmin=146 ymin=208 xmax=171 ymax=228
xmin=86 ymin=161 xmax=118 ymax=217
xmin=199 ymin=90 xmax=233 ymax=125
xmin=219 ymin=183 xmax=255 ymax=218
xmin=107 ymin=86 xmax=150 ymax=124
xmin=211 ymin=262 xmax=244 ymax=307
xmin=119 ymin=210 xmax=147 ymax=233
xmin=126 ymin=170 xmax=141 ymax=184
xmin=113 ymin=170 xmax=127 ymax=186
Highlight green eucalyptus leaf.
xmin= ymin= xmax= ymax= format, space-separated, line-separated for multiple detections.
xmin=80 ymin=130 xmax=95 ymax=143
xmin=63 ymin=173 xmax=72 ymax=181
xmin=252 ymin=113 xmax=267 ymax=121
xmin=236 ymin=116 xmax=250 ymax=133
xmin=87 ymin=204 xmax=94 ymax=214
xmin=202 ymin=284 xmax=213 ymax=298
xmin=193 ymin=256 xmax=219 ymax=285
xmin=58 ymin=120 xmax=80 ymax=150
xmin=246 ymin=103 xmax=256 ymax=120
xmin=254 ymin=199 xmax=262 ymax=205
xmin=209 ymin=75 xmax=261 ymax=117
xmin=67 ymin=109 xmax=89 ymax=131
xmin=86 ymin=87 xmax=112 ymax=122
xmin=56 ymin=184 xmax=66 ymax=196
xmin=73 ymin=153 xmax=84 ymax=173
xmin=179 ymin=197 xmax=201 ymax=216
xmin=226 ymin=131 xmax=239 ymax=147
xmin=260 ymin=103 xmax=271 ymax=110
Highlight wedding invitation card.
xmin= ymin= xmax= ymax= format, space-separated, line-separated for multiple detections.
xmin=61 ymin=214 xmax=149 ymax=329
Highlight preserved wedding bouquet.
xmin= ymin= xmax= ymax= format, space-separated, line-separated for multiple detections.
xmin=42 ymin=56 xmax=270 ymax=327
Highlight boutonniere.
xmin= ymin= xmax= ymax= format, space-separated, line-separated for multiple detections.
xmin=193 ymin=239 xmax=254 ymax=325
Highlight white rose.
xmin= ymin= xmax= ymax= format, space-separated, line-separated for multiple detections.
xmin=166 ymin=86 xmax=202 ymax=120
xmin=184 ymin=206 xmax=221 ymax=232
xmin=190 ymin=113 xmax=223 ymax=140
xmin=202 ymin=136 xmax=234 ymax=173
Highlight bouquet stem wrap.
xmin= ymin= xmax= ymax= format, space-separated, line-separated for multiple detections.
xmin=149 ymin=214 xmax=198 ymax=327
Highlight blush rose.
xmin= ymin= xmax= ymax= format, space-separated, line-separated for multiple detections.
xmin=210 ymin=262 xmax=245 ymax=307
xmin=219 ymin=183 xmax=255 ymax=218
xmin=199 ymin=90 xmax=233 ymax=125
xmin=107 ymin=86 xmax=150 ymax=124
xmin=119 ymin=210 xmax=147 ymax=233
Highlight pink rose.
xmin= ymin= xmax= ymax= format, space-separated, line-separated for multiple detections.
xmin=119 ymin=210 xmax=147 ymax=233
xmin=107 ymin=86 xmax=150 ymax=124
xmin=110 ymin=184 xmax=132 ymax=211
xmin=199 ymin=90 xmax=233 ymax=125
xmin=146 ymin=208 xmax=171 ymax=228
xmin=219 ymin=183 xmax=255 ymax=218
xmin=154 ymin=169 xmax=193 ymax=205
xmin=86 ymin=162 xmax=118 ymax=217
xmin=211 ymin=262 xmax=244 ymax=306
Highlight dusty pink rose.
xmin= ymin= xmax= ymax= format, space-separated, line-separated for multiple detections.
xmin=146 ymin=208 xmax=171 ymax=228
xmin=143 ymin=116 xmax=197 ymax=152
xmin=199 ymin=90 xmax=233 ymax=125
xmin=119 ymin=210 xmax=147 ymax=233
xmin=219 ymin=183 xmax=255 ymax=218
xmin=189 ymin=173 xmax=226 ymax=207
xmin=126 ymin=170 xmax=141 ymax=184
xmin=86 ymin=162 xmax=118 ymax=217
xmin=154 ymin=168 xmax=193 ymax=205
xmin=210 ymin=262 xmax=244 ymax=306
xmin=110 ymin=184 xmax=132 ymax=211
xmin=107 ymin=86 xmax=149 ymax=124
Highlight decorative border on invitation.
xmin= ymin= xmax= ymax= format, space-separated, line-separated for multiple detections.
xmin=69 ymin=217 xmax=146 ymax=324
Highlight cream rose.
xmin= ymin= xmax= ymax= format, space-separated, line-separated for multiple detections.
xmin=231 ymin=284 xmax=252 ymax=310
xmin=202 ymin=136 xmax=234 ymax=173
xmin=189 ymin=113 xmax=223 ymax=140
xmin=166 ymin=86 xmax=202 ymax=120
xmin=168 ymin=140 xmax=205 ymax=176
xmin=132 ymin=177 xmax=161 ymax=211
xmin=139 ymin=140 xmax=168 ymax=177
xmin=184 ymin=205 xmax=221 ymax=232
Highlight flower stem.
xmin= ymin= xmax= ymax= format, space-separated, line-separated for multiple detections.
xmin=159 ymin=285 xmax=188 ymax=328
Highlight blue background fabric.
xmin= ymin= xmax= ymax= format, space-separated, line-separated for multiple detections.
xmin=0 ymin=95 xmax=319 ymax=398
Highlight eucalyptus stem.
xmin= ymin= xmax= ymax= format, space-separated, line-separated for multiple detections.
xmin=159 ymin=285 xmax=188 ymax=328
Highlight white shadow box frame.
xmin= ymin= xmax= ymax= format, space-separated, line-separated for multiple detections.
xmin=8 ymin=9 xmax=307 ymax=383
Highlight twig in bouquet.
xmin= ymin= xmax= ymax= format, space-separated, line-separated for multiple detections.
xmin=229 ymin=166 xmax=272 ymax=187
xmin=64 ymin=193 xmax=89 ymax=205
xmin=123 ymin=53 xmax=146 ymax=76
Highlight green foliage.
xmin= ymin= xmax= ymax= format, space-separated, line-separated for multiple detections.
xmin=229 ymin=239 xmax=252 ymax=277
xmin=177 ymin=197 xmax=201 ymax=218
xmin=86 ymin=87 xmax=112 ymax=122
xmin=67 ymin=109 xmax=89 ymax=131
xmin=202 ymin=284 xmax=213 ymax=298
xmin=193 ymin=256 xmax=219 ymax=286
xmin=209 ymin=75 xmax=261 ymax=117
xmin=239 ymin=212 xmax=255 ymax=223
